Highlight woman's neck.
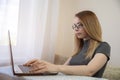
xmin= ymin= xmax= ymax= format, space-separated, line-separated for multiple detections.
xmin=83 ymin=37 xmax=90 ymax=41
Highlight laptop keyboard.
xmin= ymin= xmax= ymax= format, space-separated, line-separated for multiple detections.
xmin=18 ymin=65 xmax=31 ymax=73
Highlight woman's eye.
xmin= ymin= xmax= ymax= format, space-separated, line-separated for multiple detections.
xmin=77 ymin=22 xmax=83 ymax=26
xmin=79 ymin=23 xmax=83 ymax=26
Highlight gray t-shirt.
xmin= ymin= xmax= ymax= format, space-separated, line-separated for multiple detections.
xmin=69 ymin=40 xmax=111 ymax=78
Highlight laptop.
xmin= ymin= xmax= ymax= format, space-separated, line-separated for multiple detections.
xmin=8 ymin=30 xmax=58 ymax=76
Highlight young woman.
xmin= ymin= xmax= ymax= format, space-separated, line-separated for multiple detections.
xmin=24 ymin=10 xmax=111 ymax=78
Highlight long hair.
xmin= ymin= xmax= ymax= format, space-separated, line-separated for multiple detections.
xmin=73 ymin=10 xmax=102 ymax=59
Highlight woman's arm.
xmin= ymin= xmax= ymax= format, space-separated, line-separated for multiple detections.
xmin=56 ymin=53 xmax=107 ymax=76
xmin=24 ymin=53 xmax=107 ymax=76
xmin=64 ymin=57 xmax=72 ymax=65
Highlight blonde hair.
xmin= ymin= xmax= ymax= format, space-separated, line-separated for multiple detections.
xmin=73 ymin=10 xmax=102 ymax=59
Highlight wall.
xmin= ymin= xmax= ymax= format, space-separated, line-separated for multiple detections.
xmin=55 ymin=0 xmax=77 ymax=57
xmin=55 ymin=0 xmax=120 ymax=66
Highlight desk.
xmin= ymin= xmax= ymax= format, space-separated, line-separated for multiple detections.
xmin=0 ymin=66 xmax=108 ymax=80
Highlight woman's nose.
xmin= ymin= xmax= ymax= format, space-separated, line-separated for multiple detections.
xmin=74 ymin=29 xmax=79 ymax=34
xmin=74 ymin=27 xmax=79 ymax=31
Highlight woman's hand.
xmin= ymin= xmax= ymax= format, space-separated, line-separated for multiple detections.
xmin=24 ymin=59 xmax=58 ymax=73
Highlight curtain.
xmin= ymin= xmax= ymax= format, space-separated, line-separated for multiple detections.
xmin=0 ymin=0 xmax=19 ymax=45
xmin=0 ymin=0 xmax=19 ymax=66
xmin=0 ymin=0 xmax=59 ymax=66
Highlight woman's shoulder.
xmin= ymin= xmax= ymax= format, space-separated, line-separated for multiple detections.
xmin=99 ymin=41 xmax=111 ymax=49
xmin=96 ymin=41 xmax=111 ymax=52
xmin=94 ymin=41 xmax=111 ymax=60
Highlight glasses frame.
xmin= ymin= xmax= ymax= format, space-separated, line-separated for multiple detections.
xmin=72 ymin=22 xmax=84 ymax=30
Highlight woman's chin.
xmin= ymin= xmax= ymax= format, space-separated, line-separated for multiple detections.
xmin=77 ymin=36 xmax=82 ymax=39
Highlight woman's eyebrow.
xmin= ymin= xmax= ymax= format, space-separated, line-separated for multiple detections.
xmin=76 ymin=22 xmax=81 ymax=24
xmin=77 ymin=22 xmax=83 ymax=25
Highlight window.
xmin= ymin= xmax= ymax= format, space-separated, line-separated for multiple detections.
xmin=0 ymin=0 xmax=19 ymax=45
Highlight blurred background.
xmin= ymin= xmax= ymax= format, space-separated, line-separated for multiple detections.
xmin=0 ymin=0 xmax=120 ymax=67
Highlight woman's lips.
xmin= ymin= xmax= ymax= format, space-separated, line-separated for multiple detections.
xmin=76 ymin=33 xmax=83 ymax=38
xmin=76 ymin=33 xmax=82 ymax=35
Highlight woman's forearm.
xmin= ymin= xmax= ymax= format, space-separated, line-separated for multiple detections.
xmin=56 ymin=65 xmax=92 ymax=76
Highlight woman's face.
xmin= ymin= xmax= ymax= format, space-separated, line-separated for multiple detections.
xmin=72 ymin=17 xmax=89 ymax=40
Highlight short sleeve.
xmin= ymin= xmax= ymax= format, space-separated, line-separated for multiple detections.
xmin=94 ymin=42 xmax=111 ymax=61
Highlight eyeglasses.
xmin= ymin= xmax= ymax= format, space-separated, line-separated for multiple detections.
xmin=72 ymin=22 xmax=84 ymax=30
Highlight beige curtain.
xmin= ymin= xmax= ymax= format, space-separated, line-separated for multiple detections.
xmin=0 ymin=0 xmax=59 ymax=66
xmin=40 ymin=0 xmax=59 ymax=63
xmin=15 ymin=0 xmax=59 ymax=63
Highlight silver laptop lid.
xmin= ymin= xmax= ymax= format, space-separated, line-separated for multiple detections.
xmin=8 ymin=30 xmax=16 ymax=74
